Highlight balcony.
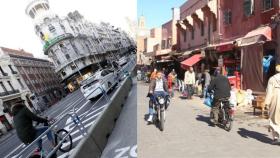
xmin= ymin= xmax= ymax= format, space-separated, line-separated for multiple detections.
xmin=43 ymin=33 xmax=74 ymax=55
xmin=0 ymin=90 xmax=20 ymax=97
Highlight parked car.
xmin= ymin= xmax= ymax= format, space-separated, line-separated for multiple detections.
xmin=80 ymin=69 xmax=118 ymax=101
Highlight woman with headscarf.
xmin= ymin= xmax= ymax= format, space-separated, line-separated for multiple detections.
xmin=265 ymin=64 xmax=280 ymax=145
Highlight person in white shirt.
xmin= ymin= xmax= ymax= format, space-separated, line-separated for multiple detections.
xmin=147 ymin=71 xmax=168 ymax=122
xmin=184 ymin=67 xmax=196 ymax=99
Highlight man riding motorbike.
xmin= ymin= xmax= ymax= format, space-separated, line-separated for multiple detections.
xmin=147 ymin=71 xmax=168 ymax=123
xmin=207 ymin=68 xmax=231 ymax=125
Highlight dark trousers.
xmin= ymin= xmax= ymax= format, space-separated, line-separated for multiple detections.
xmin=186 ymin=84 xmax=193 ymax=99
xmin=211 ymin=98 xmax=221 ymax=123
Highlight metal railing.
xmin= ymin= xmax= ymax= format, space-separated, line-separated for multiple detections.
xmin=5 ymin=55 xmax=136 ymax=158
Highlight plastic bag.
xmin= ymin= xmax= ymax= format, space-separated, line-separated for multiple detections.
xmin=204 ymin=94 xmax=213 ymax=107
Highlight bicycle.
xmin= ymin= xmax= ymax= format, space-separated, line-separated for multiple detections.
xmin=29 ymin=119 xmax=73 ymax=158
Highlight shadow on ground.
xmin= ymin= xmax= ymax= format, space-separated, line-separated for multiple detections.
xmin=196 ymin=115 xmax=214 ymax=127
xmin=143 ymin=114 xmax=162 ymax=131
xmin=237 ymin=128 xmax=272 ymax=144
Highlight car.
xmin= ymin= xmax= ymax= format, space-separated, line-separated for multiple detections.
xmin=117 ymin=56 xmax=128 ymax=67
xmin=80 ymin=69 xmax=118 ymax=101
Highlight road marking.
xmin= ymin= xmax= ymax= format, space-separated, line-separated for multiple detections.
xmin=114 ymin=145 xmax=137 ymax=158
xmin=61 ymin=120 xmax=96 ymax=148
xmin=4 ymin=144 xmax=25 ymax=158
xmin=64 ymin=104 xmax=104 ymax=131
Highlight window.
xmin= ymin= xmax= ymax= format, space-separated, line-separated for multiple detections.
xmin=101 ymin=70 xmax=109 ymax=76
xmin=48 ymin=24 xmax=56 ymax=33
xmin=224 ymin=10 xmax=232 ymax=24
xmin=183 ymin=30 xmax=187 ymax=42
xmin=0 ymin=66 xmax=7 ymax=76
xmin=57 ymin=60 xmax=61 ymax=65
xmin=65 ymin=54 xmax=70 ymax=60
xmin=29 ymin=11 xmax=35 ymax=19
xmin=244 ymin=0 xmax=253 ymax=16
xmin=7 ymin=81 xmax=15 ymax=91
xmin=8 ymin=65 xmax=16 ymax=74
xmin=44 ymin=17 xmax=51 ymax=23
xmin=201 ymin=21 xmax=204 ymax=36
xmin=70 ymin=64 xmax=76 ymax=70
xmin=0 ymin=82 xmax=7 ymax=92
xmin=263 ymin=0 xmax=273 ymax=10
xmin=35 ymin=25 xmax=40 ymax=33
xmin=191 ymin=28 xmax=194 ymax=40
xmin=212 ymin=16 xmax=217 ymax=32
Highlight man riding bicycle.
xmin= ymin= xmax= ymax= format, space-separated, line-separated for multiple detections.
xmin=10 ymin=100 xmax=56 ymax=155
xmin=207 ymin=68 xmax=231 ymax=125
xmin=147 ymin=71 xmax=169 ymax=123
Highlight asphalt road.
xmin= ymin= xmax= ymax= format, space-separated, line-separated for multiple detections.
xmin=0 ymin=55 xmax=136 ymax=158
xmin=101 ymin=78 xmax=137 ymax=158
xmin=138 ymin=82 xmax=280 ymax=158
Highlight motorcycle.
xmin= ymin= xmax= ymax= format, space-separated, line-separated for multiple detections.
xmin=149 ymin=93 xmax=170 ymax=131
xmin=210 ymin=98 xmax=234 ymax=131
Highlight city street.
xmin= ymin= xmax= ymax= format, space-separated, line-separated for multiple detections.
xmin=0 ymin=57 xmax=136 ymax=158
xmin=137 ymin=82 xmax=280 ymax=158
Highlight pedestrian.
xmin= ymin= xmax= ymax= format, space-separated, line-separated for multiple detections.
xmin=200 ymin=69 xmax=211 ymax=98
xmin=265 ymin=64 xmax=280 ymax=145
xmin=168 ymin=71 xmax=175 ymax=97
xmin=184 ymin=67 xmax=196 ymax=99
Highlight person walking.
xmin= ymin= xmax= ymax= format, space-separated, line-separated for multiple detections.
xmin=200 ymin=69 xmax=211 ymax=98
xmin=184 ymin=67 xmax=196 ymax=99
xmin=168 ymin=71 xmax=175 ymax=97
xmin=265 ymin=64 xmax=280 ymax=145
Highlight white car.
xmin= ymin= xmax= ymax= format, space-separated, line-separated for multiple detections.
xmin=117 ymin=56 xmax=128 ymax=67
xmin=80 ymin=69 xmax=118 ymax=101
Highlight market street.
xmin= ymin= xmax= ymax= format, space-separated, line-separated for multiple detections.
xmin=137 ymin=82 xmax=280 ymax=158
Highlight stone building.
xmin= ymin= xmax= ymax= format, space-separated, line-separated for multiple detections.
xmin=0 ymin=48 xmax=29 ymax=134
xmin=0 ymin=47 xmax=63 ymax=107
xmin=25 ymin=0 xmax=135 ymax=92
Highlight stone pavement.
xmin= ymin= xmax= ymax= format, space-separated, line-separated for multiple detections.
xmin=137 ymin=82 xmax=279 ymax=158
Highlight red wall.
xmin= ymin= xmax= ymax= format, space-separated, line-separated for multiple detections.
xmin=220 ymin=0 xmax=279 ymax=41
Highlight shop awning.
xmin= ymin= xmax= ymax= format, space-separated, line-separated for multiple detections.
xmin=181 ymin=54 xmax=202 ymax=67
xmin=240 ymin=26 xmax=272 ymax=47
xmin=209 ymin=41 xmax=234 ymax=52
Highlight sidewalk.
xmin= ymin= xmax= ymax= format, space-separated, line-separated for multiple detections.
xmin=138 ymin=82 xmax=279 ymax=158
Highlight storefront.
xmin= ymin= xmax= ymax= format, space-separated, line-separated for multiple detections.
xmin=239 ymin=25 xmax=276 ymax=92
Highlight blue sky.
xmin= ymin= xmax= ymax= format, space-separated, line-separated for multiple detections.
xmin=137 ymin=0 xmax=186 ymax=29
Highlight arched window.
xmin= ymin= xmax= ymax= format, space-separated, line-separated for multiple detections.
xmin=44 ymin=17 xmax=51 ymax=23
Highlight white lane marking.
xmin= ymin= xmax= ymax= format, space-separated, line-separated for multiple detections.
xmin=61 ymin=121 xmax=96 ymax=148
xmin=4 ymin=144 xmax=25 ymax=158
xmin=64 ymin=104 xmax=104 ymax=131
xmin=114 ymin=145 xmax=137 ymax=158
xmin=66 ymin=111 xmax=101 ymax=136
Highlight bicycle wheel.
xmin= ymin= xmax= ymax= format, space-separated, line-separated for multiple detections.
xmin=55 ymin=129 xmax=73 ymax=152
